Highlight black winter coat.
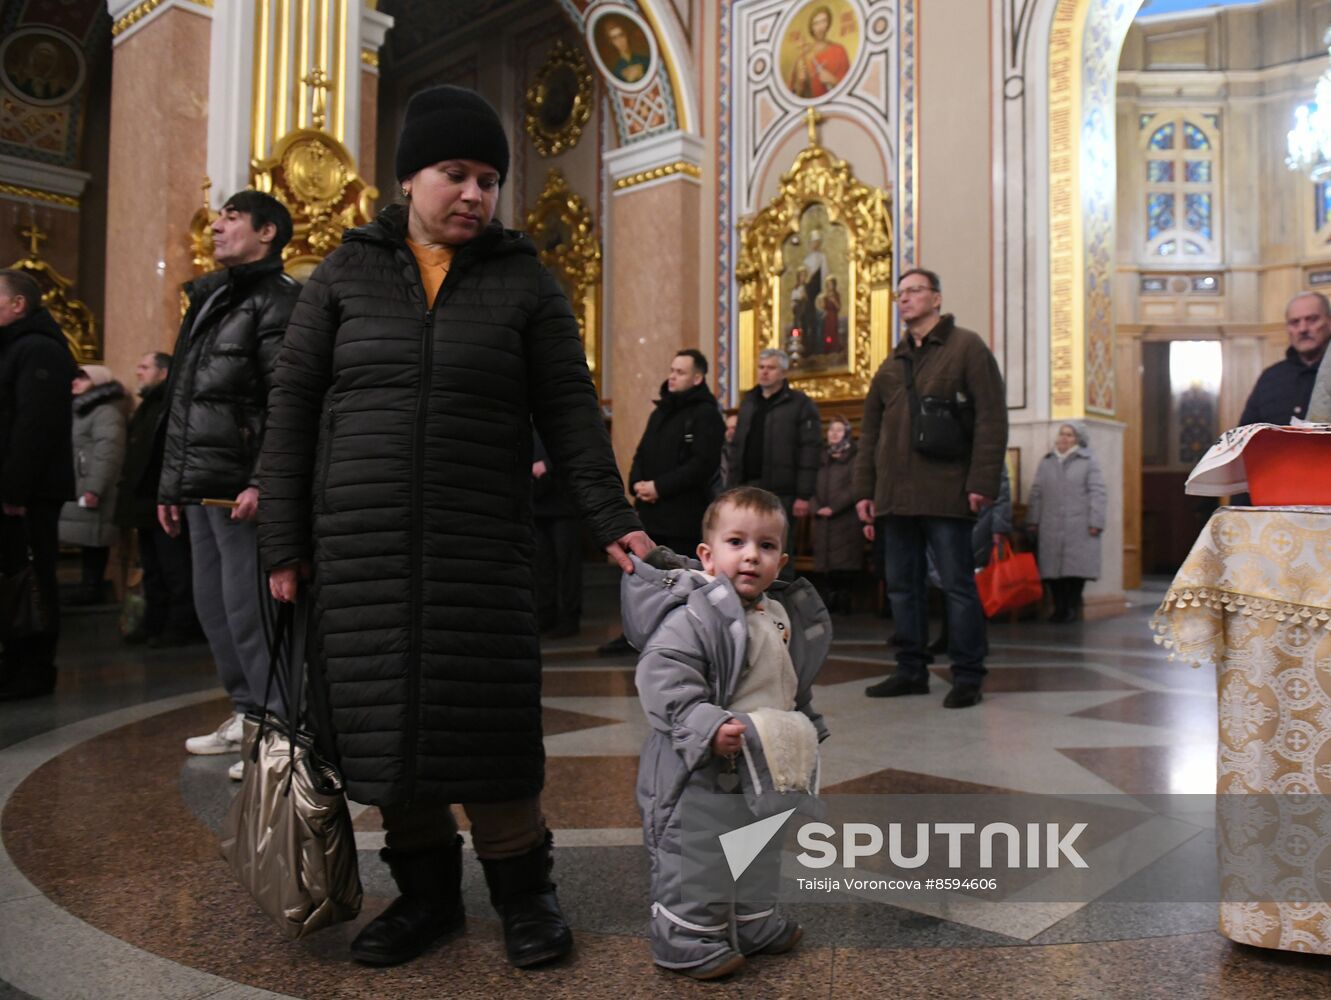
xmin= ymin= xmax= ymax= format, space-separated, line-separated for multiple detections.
xmin=158 ymin=254 xmax=300 ymax=504
xmin=627 ymin=380 xmax=724 ymax=542
xmin=1238 ymin=347 xmax=1320 ymax=426
xmin=0 ymin=308 xmax=76 ymax=507
xmin=726 ymin=381 xmax=821 ymax=500
xmin=257 ymin=205 xmax=640 ymax=808
xmin=532 ymin=430 xmax=579 ymax=519
xmin=115 ymin=381 xmax=168 ymax=528
xmin=812 ymin=443 xmax=863 ymax=573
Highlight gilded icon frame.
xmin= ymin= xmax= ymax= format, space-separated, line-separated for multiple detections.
xmin=524 ymin=40 xmax=595 ymax=158
xmin=735 ymin=125 xmax=893 ymax=403
xmin=526 ymin=167 xmax=603 ymax=396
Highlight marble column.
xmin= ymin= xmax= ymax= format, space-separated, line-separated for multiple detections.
xmin=603 ymin=132 xmax=704 ymax=486
xmin=103 ymin=2 xmax=213 ymax=383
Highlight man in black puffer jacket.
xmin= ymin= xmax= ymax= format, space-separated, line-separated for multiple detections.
xmin=628 ymin=349 xmax=725 ymax=556
xmin=727 ymin=347 xmax=822 ymax=575
xmin=259 ymin=86 xmax=650 ymax=972
xmin=0 ymin=268 xmax=77 ymax=700
xmin=157 ymin=191 xmax=299 ymax=769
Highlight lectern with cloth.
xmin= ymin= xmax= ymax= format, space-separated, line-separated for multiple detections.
xmin=1152 ymin=427 xmax=1331 ymax=954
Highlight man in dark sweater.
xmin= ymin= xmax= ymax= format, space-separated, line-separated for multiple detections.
xmin=1238 ymin=292 xmax=1331 ymax=426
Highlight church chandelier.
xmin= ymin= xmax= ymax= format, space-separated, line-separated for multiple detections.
xmin=1286 ymin=28 xmax=1331 ymax=181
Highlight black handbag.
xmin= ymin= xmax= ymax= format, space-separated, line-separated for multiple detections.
xmin=0 ymin=532 xmax=50 ymax=640
xmin=899 ymin=354 xmax=974 ymax=461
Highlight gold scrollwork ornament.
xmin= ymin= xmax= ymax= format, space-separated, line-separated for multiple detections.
xmin=525 ymin=167 xmax=602 ymax=393
xmin=251 ymin=126 xmax=378 ymax=280
xmin=524 ymin=40 xmax=595 ymax=158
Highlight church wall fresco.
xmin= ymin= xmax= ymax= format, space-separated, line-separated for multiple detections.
xmin=717 ymin=0 xmax=913 ymax=405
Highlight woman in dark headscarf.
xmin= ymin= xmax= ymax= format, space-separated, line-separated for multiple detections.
xmin=259 ymin=85 xmax=649 ymax=970
xmin=811 ymin=414 xmax=862 ymax=612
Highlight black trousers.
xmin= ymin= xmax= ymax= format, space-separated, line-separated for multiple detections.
xmin=1 ymin=501 xmax=62 ymax=683
xmin=534 ymin=516 xmax=582 ymax=630
xmin=379 ymin=797 xmax=546 ymax=860
xmin=138 ymin=521 xmax=197 ymax=635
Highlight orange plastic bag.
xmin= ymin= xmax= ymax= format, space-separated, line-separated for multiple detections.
xmin=975 ymin=539 xmax=1043 ymax=618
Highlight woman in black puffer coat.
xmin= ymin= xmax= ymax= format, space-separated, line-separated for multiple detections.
xmin=258 ymin=86 xmax=647 ymax=971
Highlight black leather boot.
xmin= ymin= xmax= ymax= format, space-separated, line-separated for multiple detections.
xmin=480 ymin=831 xmax=573 ymax=968
xmin=350 ymin=837 xmax=465 ymax=966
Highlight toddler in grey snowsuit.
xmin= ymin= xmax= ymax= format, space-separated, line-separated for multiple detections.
xmin=622 ymin=487 xmax=831 ymax=980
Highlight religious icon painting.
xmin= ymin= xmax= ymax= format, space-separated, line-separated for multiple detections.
xmin=777 ymin=0 xmax=862 ymax=103
xmin=586 ymin=7 xmax=657 ymax=93
xmin=0 ymin=27 xmax=86 ymax=107
xmin=779 ymin=203 xmax=852 ymax=376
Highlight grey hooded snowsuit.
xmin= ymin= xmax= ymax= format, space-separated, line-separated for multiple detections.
xmin=621 ymin=554 xmax=831 ymax=970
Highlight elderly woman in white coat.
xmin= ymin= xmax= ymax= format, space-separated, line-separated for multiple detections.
xmin=58 ymin=365 xmax=127 ymax=605
xmin=1026 ymin=423 xmax=1106 ymax=622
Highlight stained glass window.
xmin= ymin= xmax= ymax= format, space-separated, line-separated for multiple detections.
xmin=1148 ymin=194 xmax=1176 ymax=240
xmin=1148 ymin=160 xmax=1174 ymax=183
xmin=1317 ymin=181 xmax=1331 ymax=232
xmin=1184 ymin=194 xmax=1212 ymax=239
xmin=1143 ymin=113 xmax=1218 ymax=260
xmin=1140 ymin=113 xmax=1156 ymax=130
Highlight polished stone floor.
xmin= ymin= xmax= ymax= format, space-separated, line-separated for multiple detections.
xmin=2 ymin=569 xmax=1329 ymax=999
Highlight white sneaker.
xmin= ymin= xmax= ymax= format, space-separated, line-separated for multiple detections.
xmin=228 ymin=759 xmax=245 ymax=781
xmin=185 ymin=712 xmax=243 ymax=755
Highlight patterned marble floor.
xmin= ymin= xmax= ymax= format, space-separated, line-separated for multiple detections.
xmin=1 ymin=570 xmax=1328 ymax=999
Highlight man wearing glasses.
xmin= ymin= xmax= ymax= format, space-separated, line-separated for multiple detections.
xmin=853 ymin=268 xmax=1008 ymax=709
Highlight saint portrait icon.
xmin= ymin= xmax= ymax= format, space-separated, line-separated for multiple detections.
xmin=779 ymin=1 xmax=861 ymax=102
xmin=588 ymin=9 xmax=656 ymax=92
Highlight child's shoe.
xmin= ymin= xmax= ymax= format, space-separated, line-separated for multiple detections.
xmin=752 ymin=922 xmax=803 ymax=956
xmin=676 ymin=948 xmax=746 ymax=980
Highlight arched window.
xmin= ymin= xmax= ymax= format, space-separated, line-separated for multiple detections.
xmin=1314 ymin=179 xmax=1331 ymax=247
xmin=1139 ymin=111 xmax=1220 ymax=261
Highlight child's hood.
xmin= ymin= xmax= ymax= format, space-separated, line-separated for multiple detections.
xmin=620 ymin=549 xmax=716 ymax=651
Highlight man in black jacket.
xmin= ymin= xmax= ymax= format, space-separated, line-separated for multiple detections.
xmin=596 ymin=350 xmax=723 ymax=658
xmin=1238 ymin=292 xmax=1331 ymax=426
xmin=115 ymin=352 xmax=197 ymax=646
xmin=0 ymin=268 xmax=77 ymax=700
xmin=629 ymin=349 xmax=725 ymax=556
xmin=727 ymin=347 xmax=821 ymax=575
xmin=157 ymin=191 xmax=299 ymax=770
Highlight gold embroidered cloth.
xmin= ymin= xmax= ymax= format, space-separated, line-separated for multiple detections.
xmin=1151 ymin=507 xmax=1331 ymax=954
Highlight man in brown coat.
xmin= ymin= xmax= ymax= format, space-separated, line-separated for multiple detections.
xmin=854 ymin=268 xmax=1007 ymax=708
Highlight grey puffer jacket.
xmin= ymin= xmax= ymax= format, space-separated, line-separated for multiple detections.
xmin=623 ymin=554 xmax=830 ymax=820
xmin=1027 ymin=447 xmax=1106 ymax=580
xmin=59 ymin=381 xmax=127 ymax=548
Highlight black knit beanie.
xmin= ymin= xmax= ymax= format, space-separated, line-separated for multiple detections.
xmin=395 ymin=85 xmax=510 ymax=184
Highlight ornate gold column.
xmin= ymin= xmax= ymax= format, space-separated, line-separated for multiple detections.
xmin=103 ymin=1 xmax=214 ymax=381
xmin=1116 ymin=325 xmax=1145 ymax=589
xmin=603 ymin=132 xmax=704 ymax=484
